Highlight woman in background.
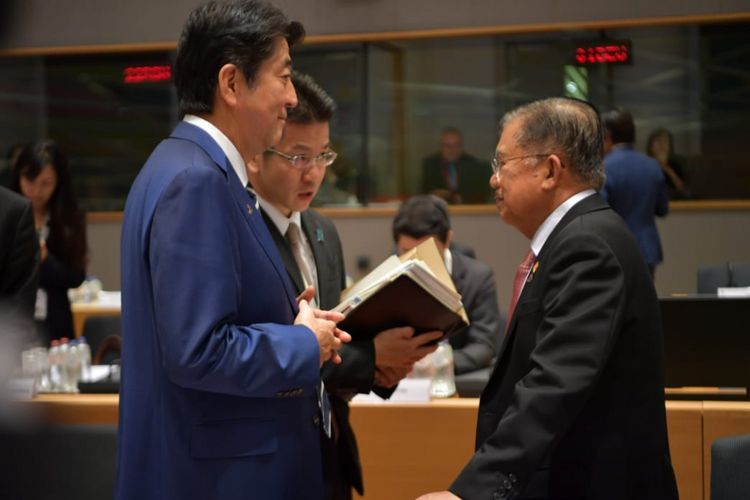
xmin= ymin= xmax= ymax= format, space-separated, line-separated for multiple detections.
xmin=11 ymin=141 xmax=87 ymax=342
xmin=646 ymin=128 xmax=691 ymax=199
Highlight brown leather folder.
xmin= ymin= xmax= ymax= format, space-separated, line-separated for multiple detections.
xmin=337 ymin=273 xmax=468 ymax=340
xmin=335 ymin=238 xmax=469 ymax=340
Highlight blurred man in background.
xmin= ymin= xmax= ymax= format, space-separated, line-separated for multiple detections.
xmin=421 ymin=127 xmax=490 ymax=204
xmin=601 ymin=108 xmax=669 ymax=279
xmin=392 ymin=195 xmax=502 ymax=375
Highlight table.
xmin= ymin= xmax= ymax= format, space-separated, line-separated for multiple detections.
xmin=26 ymin=395 xmax=750 ymax=500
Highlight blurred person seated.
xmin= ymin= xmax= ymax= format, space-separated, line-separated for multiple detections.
xmin=646 ymin=127 xmax=691 ymax=200
xmin=421 ymin=127 xmax=490 ymax=204
xmin=0 ymin=185 xmax=39 ymax=422
xmin=392 ymin=195 xmax=503 ymax=374
xmin=11 ymin=141 xmax=87 ymax=342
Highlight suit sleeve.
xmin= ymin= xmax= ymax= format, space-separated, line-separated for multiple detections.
xmin=450 ymin=230 xmax=627 ymax=499
xmin=319 ymin=215 xmax=378 ymax=393
xmin=149 ymin=167 xmax=320 ymax=398
xmin=453 ymin=265 xmax=502 ymax=374
xmin=3 ymin=199 xmax=39 ymax=319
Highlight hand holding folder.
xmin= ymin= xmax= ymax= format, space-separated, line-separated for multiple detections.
xmin=333 ymin=238 xmax=469 ymax=340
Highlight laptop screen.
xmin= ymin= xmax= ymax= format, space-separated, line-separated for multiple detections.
xmin=660 ymin=296 xmax=750 ymax=389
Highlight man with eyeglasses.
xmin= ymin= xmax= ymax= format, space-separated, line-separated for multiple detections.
xmin=248 ymin=72 xmax=441 ymax=500
xmin=418 ymin=97 xmax=677 ymax=500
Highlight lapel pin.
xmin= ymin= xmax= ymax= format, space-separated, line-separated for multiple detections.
xmin=316 ymin=228 xmax=324 ymax=242
xmin=246 ymin=203 xmax=254 ymax=215
xmin=527 ymin=261 xmax=539 ymax=283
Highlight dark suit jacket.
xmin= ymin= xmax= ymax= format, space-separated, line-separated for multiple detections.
xmin=262 ymin=207 xmax=377 ymax=497
xmin=421 ymin=153 xmax=491 ymax=204
xmin=602 ymin=146 xmax=669 ymax=266
xmin=450 ymin=194 xmax=678 ymax=500
xmin=449 ymin=251 xmax=502 ymax=374
xmin=117 ymin=122 xmax=323 ymax=500
xmin=0 ymin=186 xmax=39 ymax=329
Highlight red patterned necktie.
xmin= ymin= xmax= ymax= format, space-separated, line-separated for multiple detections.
xmin=505 ymin=250 xmax=536 ymax=334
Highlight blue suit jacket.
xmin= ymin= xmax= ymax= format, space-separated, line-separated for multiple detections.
xmin=601 ymin=146 xmax=669 ymax=265
xmin=116 ymin=122 xmax=323 ymax=500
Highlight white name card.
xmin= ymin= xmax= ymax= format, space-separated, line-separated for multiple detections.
xmin=351 ymin=377 xmax=432 ymax=403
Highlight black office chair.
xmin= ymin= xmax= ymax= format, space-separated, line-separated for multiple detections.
xmin=697 ymin=262 xmax=750 ymax=294
xmin=711 ymin=433 xmax=750 ymax=500
xmin=81 ymin=315 xmax=121 ymax=363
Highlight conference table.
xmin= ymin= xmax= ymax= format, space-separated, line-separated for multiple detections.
xmin=26 ymin=394 xmax=750 ymax=500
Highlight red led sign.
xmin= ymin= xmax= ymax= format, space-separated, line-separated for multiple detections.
xmin=574 ymin=41 xmax=631 ymax=65
xmin=123 ymin=65 xmax=172 ymax=84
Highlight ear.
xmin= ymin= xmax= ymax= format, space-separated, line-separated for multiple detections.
xmin=217 ymin=64 xmax=240 ymax=108
xmin=247 ymin=154 xmax=262 ymax=174
xmin=540 ymin=154 xmax=563 ymax=191
xmin=444 ymin=229 xmax=454 ymax=248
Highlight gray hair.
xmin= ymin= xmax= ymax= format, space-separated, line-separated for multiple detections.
xmin=499 ymin=97 xmax=605 ymax=189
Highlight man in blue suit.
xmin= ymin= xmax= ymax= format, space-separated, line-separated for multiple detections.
xmin=601 ymin=108 xmax=669 ymax=278
xmin=117 ymin=2 xmax=348 ymax=499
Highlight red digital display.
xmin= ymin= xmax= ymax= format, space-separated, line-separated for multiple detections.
xmin=574 ymin=41 xmax=631 ymax=65
xmin=123 ymin=65 xmax=172 ymax=84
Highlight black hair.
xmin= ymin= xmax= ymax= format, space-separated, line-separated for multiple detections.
xmin=10 ymin=141 xmax=87 ymax=271
xmin=392 ymin=195 xmax=451 ymax=243
xmin=287 ymin=72 xmax=336 ymax=124
xmin=173 ymin=0 xmax=305 ymax=118
xmin=601 ymin=107 xmax=636 ymax=144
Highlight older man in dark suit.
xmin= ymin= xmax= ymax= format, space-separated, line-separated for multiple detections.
xmin=248 ymin=72 xmax=440 ymax=500
xmin=418 ymin=98 xmax=678 ymax=500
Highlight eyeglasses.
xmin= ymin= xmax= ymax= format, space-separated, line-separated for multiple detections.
xmin=266 ymin=148 xmax=337 ymax=170
xmin=491 ymin=153 xmax=553 ymax=176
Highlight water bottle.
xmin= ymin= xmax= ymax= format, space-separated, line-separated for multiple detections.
xmin=58 ymin=337 xmax=73 ymax=392
xmin=78 ymin=336 xmax=92 ymax=382
xmin=68 ymin=339 xmax=82 ymax=389
xmin=48 ymin=340 xmax=62 ymax=392
xmin=430 ymin=342 xmax=456 ymax=398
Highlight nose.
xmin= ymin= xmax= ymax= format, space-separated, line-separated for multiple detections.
xmin=489 ymin=172 xmax=500 ymax=189
xmin=286 ymin=80 xmax=298 ymax=109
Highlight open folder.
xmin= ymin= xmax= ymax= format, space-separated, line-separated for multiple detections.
xmin=333 ymin=238 xmax=469 ymax=340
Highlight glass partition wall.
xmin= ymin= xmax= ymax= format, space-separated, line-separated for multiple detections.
xmin=1 ymin=18 xmax=749 ymax=211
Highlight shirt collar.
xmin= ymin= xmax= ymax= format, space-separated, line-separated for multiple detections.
xmin=530 ymin=189 xmax=596 ymax=256
xmin=444 ymin=248 xmax=453 ymax=275
xmin=257 ymin=194 xmax=301 ymax=237
xmin=183 ymin=114 xmax=248 ymax=188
